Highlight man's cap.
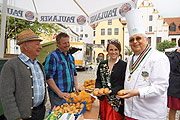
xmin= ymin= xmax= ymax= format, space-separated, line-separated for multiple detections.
xmin=17 ymin=29 xmax=42 ymax=45
xmin=125 ymin=9 xmax=145 ymax=37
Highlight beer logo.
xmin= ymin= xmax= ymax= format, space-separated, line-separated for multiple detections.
xmin=25 ymin=11 xmax=34 ymax=20
xmin=77 ymin=16 xmax=86 ymax=25
xmin=119 ymin=3 xmax=132 ymax=17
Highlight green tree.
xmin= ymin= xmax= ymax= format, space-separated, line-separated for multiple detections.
xmin=125 ymin=46 xmax=133 ymax=56
xmin=0 ymin=15 xmax=61 ymax=54
xmin=156 ymin=40 xmax=176 ymax=52
xmin=2 ymin=16 xmax=61 ymax=39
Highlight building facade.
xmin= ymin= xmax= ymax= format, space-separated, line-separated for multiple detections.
xmin=124 ymin=0 xmax=169 ymax=50
xmin=94 ymin=19 xmax=124 ymax=61
xmin=164 ymin=17 xmax=180 ymax=46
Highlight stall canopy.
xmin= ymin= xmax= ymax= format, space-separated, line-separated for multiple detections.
xmin=0 ymin=0 xmax=137 ymax=58
xmin=0 ymin=0 xmax=136 ymax=25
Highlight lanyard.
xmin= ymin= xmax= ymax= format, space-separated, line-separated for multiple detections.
xmin=128 ymin=44 xmax=151 ymax=81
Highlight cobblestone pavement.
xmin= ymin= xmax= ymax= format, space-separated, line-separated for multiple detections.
xmin=45 ymin=65 xmax=180 ymax=120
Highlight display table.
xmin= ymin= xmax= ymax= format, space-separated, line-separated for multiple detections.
xmin=83 ymin=99 xmax=99 ymax=120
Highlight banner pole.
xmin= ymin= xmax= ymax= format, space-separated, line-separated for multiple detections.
xmin=0 ymin=0 xmax=7 ymax=58
xmin=73 ymin=0 xmax=89 ymax=17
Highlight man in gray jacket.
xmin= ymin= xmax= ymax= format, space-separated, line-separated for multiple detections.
xmin=0 ymin=29 xmax=47 ymax=120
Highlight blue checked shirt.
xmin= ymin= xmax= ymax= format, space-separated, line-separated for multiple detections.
xmin=45 ymin=48 xmax=77 ymax=97
xmin=18 ymin=53 xmax=45 ymax=107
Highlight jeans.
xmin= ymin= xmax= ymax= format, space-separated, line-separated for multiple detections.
xmin=49 ymin=93 xmax=63 ymax=109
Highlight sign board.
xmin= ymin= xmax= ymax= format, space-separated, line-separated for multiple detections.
xmin=0 ymin=3 xmax=36 ymax=21
xmin=38 ymin=13 xmax=87 ymax=25
xmin=89 ymin=1 xmax=135 ymax=25
xmin=0 ymin=1 xmax=135 ymax=25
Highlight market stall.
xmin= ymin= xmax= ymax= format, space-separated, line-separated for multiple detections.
xmin=84 ymin=99 xmax=99 ymax=120
xmin=44 ymin=79 xmax=100 ymax=120
xmin=44 ymin=94 xmax=99 ymax=120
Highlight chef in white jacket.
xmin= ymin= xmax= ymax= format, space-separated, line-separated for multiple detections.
xmin=118 ymin=9 xmax=170 ymax=120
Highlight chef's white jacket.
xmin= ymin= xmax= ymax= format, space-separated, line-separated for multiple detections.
xmin=124 ymin=49 xmax=170 ymax=120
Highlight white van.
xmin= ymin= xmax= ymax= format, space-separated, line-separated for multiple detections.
xmin=70 ymin=42 xmax=87 ymax=70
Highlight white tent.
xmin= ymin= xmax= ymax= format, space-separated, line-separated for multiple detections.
xmin=0 ymin=0 xmax=137 ymax=58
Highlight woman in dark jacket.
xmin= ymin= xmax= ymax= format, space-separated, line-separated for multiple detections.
xmin=95 ymin=39 xmax=127 ymax=120
xmin=167 ymin=39 xmax=180 ymax=120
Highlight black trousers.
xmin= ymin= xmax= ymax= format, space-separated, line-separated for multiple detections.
xmin=24 ymin=103 xmax=45 ymax=120
xmin=0 ymin=115 xmax=6 ymax=120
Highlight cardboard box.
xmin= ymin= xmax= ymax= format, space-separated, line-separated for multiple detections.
xmin=76 ymin=114 xmax=84 ymax=120
xmin=59 ymin=113 xmax=75 ymax=120
xmin=43 ymin=111 xmax=62 ymax=120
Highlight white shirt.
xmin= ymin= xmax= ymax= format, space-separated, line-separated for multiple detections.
xmin=124 ymin=49 xmax=170 ymax=120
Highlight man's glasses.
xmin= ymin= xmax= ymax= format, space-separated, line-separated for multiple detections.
xmin=129 ymin=36 xmax=143 ymax=43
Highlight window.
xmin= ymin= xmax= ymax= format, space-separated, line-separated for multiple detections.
xmin=169 ymin=23 xmax=176 ymax=32
xmin=114 ymin=28 xmax=119 ymax=35
xmin=107 ymin=39 xmax=111 ymax=44
xmin=156 ymin=37 xmax=161 ymax=45
xmin=148 ymin=37 xmax=151 ymax=45
xmin=93 ymin=31 xmax=95 ymax=36
xmin=108 ymin=28 xmax=112 ymax=35
xmin=80 ymin=26 xmax=83 ymax=32
xmin=85 ymin=34 xmax=88 ymax=38
xmin=71 ymin=37 xmax=73 ymax=41
xmin=101 ymin=29 xmax=105 ymax=35
xmin=108 ymin=19 xmax=112 ymax=25
xmin=101 ymin=40 xmax=105 ymax=47
xmin=171 ymin=38 xmax=176 ymax=43
xmin=178 ymin=25 xmax=180 ymax=30
xmin=149 ymin=15 xmax=153 ymax=21
xmin=80 ymin=34 xmax=83 ymax=38
xmin=149 ymin=26 xmax=152 ymax=32
xmin=86 ymin=50 xmax=90 ymax=55
xmin=76 ymin=27 xmax=79 ymax=32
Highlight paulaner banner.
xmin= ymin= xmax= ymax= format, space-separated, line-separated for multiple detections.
xmin=0 ymin=3 xmax=36 ymax=21
xmin=38 ymin=13 xmax=87 ymax=25
xmin=89 ymin=1 xmax=135 ymax=25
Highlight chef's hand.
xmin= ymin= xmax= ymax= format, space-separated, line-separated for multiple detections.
xmin=117 ymin=89 xmax=139 ymax=99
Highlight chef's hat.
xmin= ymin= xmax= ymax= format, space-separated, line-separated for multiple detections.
xmin=125 ymin=9 xmax=145 ymax=37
